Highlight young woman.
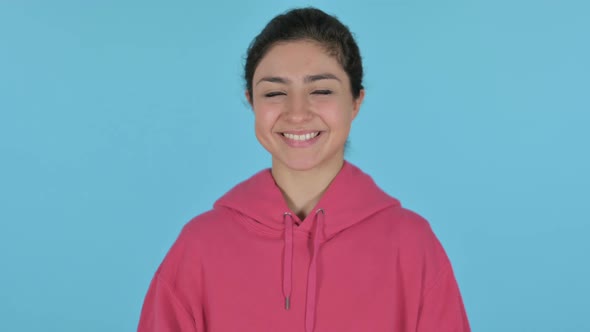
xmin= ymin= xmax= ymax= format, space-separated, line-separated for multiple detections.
xmin=138 ymin=7 xmax=470 ymax=332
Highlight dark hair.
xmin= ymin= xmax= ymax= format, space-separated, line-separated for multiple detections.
xmin=244 ymin=7 xmax=364 ymax=101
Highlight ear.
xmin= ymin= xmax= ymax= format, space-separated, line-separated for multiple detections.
xmin=245 ymin=90 xmax=253 ymax=107
xmin=351 ymin=89 xmax=365 ymax=120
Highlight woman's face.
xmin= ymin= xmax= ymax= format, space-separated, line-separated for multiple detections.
xmin=249 ymin=40 xmax=364 ymax=173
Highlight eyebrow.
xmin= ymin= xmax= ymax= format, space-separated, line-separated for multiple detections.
xmin=305 ymin=73 xmax=341 ymax=83
xmin=256 ymin=73 xmax=341 ymax=86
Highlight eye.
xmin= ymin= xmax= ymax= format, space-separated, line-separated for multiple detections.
xmin=312 ymin=90 xmax=332 ymax=95
xmin=264 ymin=91 xmax=286 ymax=98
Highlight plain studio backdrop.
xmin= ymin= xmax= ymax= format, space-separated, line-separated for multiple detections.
xmin=1 ymin=0 xmax=588 ymax=331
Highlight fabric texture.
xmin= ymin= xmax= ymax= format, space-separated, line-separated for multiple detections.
xmin=138 ymin=161 xmax=470 ymax=331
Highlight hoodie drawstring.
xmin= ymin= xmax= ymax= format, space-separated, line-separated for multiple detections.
xmin=283 ymin=209 xmax=325 ymax=332
xmin=305 ymin=208 xmax=325 ymax=332
xmin=283 ymin=212 xmax=294 ymax=310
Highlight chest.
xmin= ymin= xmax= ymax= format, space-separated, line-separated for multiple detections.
xmin=199 ymin=228 xmax=412 ymax=331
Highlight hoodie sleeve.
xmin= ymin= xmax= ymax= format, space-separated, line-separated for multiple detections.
xmin=137 ymin=273 xmax=197 ymax=332
xmin=398 ymin=209 xmax=470 ymax=332
xmin=137 ymin=221 xmax=204 ymax=332
xmin=416 ymin=262 xmax=471 ymax=332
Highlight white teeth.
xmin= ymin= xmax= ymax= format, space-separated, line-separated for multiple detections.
xmin=283 ymin=132 xmax=319 ymax=141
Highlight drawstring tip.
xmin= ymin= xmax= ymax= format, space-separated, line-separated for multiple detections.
xmin=285 ymin=296 xmax=291 ymax=310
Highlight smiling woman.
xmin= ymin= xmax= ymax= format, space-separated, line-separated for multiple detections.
xmin=137 ymin=7 xmax=470 ymax=332
xmin=249 ymin=40 xmax=363 ymax=181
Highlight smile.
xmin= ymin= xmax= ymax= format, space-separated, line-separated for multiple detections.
xmin=281 ymin=132 xmax=321 ymax=141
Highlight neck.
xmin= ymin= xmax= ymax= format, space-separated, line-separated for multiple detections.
xmin=271 ymin=157 xmax=344 ymax=221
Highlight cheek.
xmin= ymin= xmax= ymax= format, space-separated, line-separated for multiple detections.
xmin=315 ymin=100 xmax=355 ymax=127
xmin=253 ymin=103 xmax=281 ymax=131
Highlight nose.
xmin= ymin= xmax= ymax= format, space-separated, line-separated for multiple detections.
xmin=284 ymin=94 xmax=313 ymax=123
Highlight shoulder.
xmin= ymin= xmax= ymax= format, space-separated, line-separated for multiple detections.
xmin=383 ymin=205 xmax=451 ymax=274
xmin=382 ymin=205 xmax=437 ymax=241
xmin=155 ymin=208 xmax=234 ymax=281
xmin=181 ymin=208 xmax=229 ymax=237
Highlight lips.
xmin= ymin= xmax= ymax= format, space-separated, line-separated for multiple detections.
xmin=281 ymin=131 xmax=320 ymax=141
xmin=279 ymin=130 xmax=323 ymax=147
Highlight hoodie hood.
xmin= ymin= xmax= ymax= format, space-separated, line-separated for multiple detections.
xmin=214 ymin=160 xmax=400 ymax=239
xmin=213 ymin=161 xmax=400 ymax=332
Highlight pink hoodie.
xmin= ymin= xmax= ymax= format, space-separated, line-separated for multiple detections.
xmin=138 ymin=161 xmax=470 ymax=331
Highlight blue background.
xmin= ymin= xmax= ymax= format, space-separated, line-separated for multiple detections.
xmin=1 ymin=0 xmax=588 ymax=331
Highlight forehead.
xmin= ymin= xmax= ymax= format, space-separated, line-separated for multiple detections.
xmin=254 ymin=40 xmax=346 ymax=78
